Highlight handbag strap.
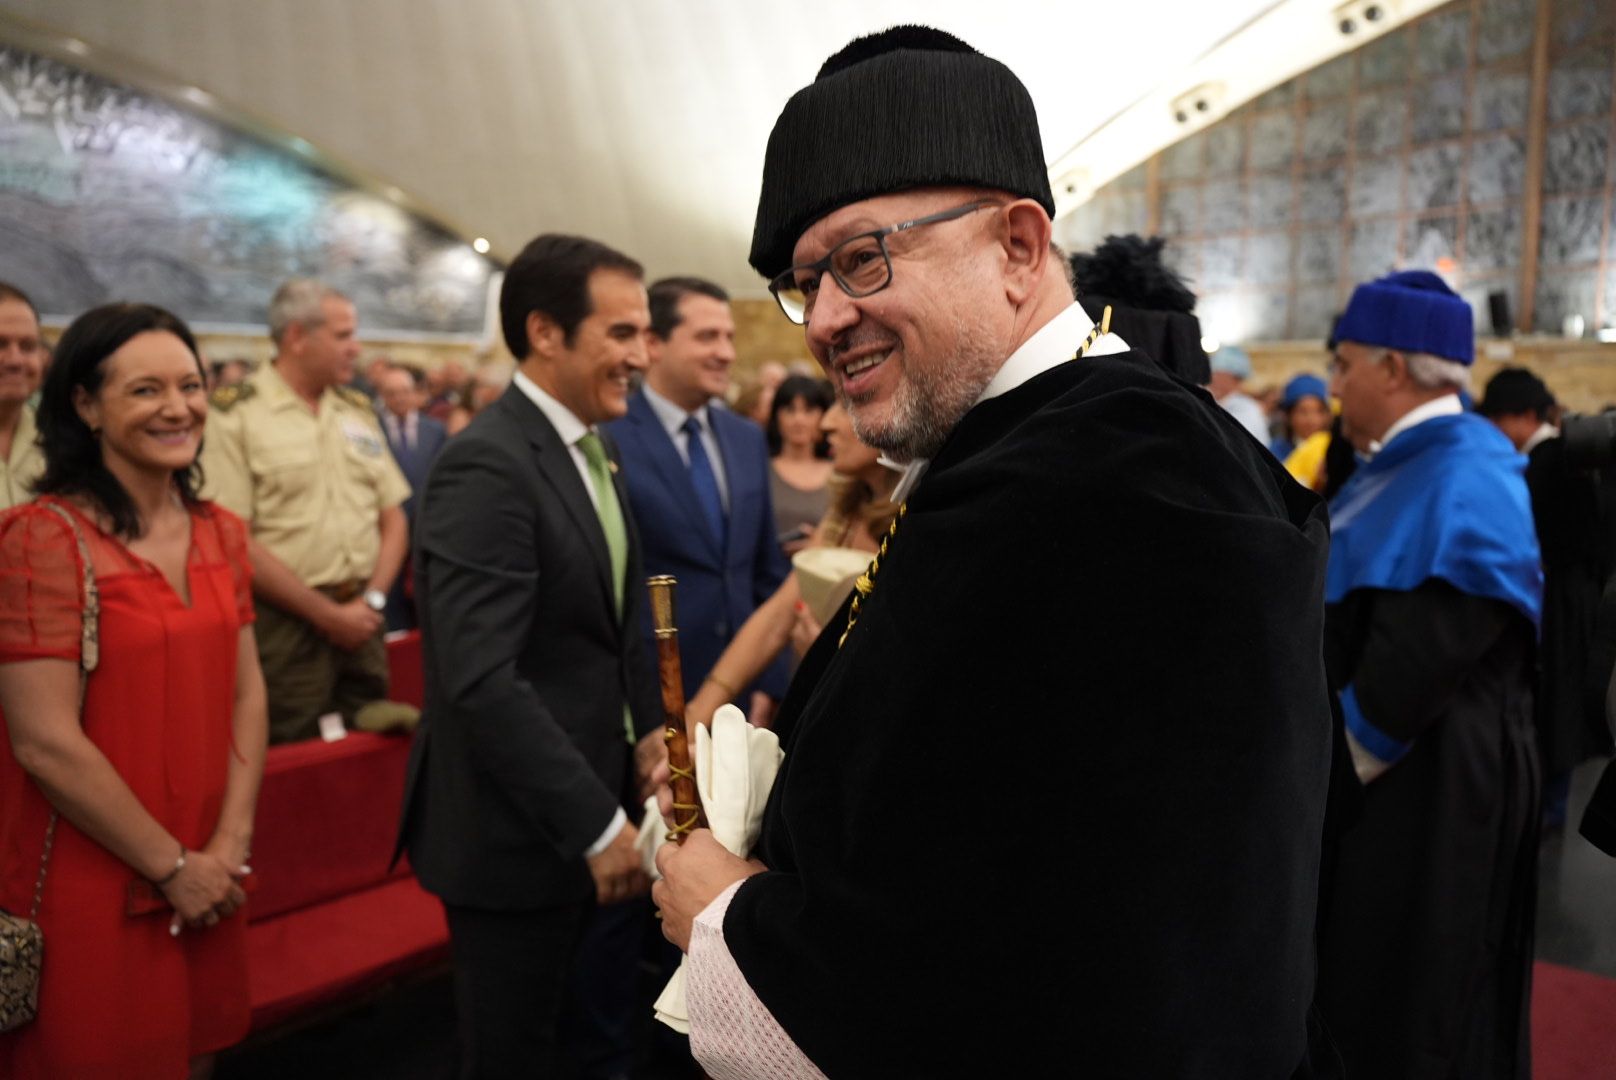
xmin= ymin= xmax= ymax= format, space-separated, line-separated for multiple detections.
xmin=29 ymin=501 xmax=100 ymax=920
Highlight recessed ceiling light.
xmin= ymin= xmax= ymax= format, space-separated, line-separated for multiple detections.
xmin=182 ymin=86 xmax=213 ymax=107
xmin=1201 ymin=337 xmax=1221 ymax=354
xmin=472 ymin=237 xmax=491 ymax=254
xmin=62 ymin=37 xmax=89 ymax=56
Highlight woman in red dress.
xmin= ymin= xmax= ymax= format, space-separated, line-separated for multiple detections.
xmin=0 ymin=303 xmax=268 ymax=1078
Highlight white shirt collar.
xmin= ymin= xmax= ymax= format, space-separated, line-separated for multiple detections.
xmin=641 ymin=381 xmax=712 ymax=437
xmin=1367 ymin=393 xmax=1463 ymax=458
xmin=1522 ymin=421 xmax=1557 ymax=455
xmin=887 ymin=301 xmax=1130 ymax=503
xmin=513 ymin=369 xmax=591 ymax=447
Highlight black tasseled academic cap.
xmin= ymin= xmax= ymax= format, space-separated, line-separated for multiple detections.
xmin=748 ymin=26 xmax=1056 ymax=280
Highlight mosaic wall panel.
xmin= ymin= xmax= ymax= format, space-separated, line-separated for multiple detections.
xmin=1061 ymin=0 xmax=1616 ymax=340
xmin=1537 ymin=0 xmax=1615 ymax=333
xmin=0 ymin=46 xmax=495 ymax=334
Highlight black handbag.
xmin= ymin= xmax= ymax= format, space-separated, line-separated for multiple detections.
xmin=0 ymin=501 xmax=100 ymax=1032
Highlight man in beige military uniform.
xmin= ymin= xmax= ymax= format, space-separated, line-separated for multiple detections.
xmin=0 ymin=283 xmax=46 ymax=510
xmin=202 ymin=279 xmax=412 ymax=743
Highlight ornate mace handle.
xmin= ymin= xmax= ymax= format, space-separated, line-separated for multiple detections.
xmin=647 ymin=576 xmax=708 ymax=842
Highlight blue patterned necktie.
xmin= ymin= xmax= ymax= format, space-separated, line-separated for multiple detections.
xmin=682 ymin=416 xmax=727 ymax=549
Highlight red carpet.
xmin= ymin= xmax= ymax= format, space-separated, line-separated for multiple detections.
xmin=1533 ymin=961 xmax=1616 ymax=1079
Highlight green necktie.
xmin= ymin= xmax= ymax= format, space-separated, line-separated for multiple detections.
xmin=577 ymin=432 xmax=634 ymax=745
xmin=576 ymin=432 xmax=628 ymax=614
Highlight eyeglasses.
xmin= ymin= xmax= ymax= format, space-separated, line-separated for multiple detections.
xmin=1329 ymin=348 xmax=1389 ymax=378
xmin=767 ymin=200 xmax=995 ymax=325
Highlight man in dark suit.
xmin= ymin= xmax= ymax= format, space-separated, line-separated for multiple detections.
xmin=376 ymin=364 xmax=448 ymax=629
xmin=607 ymin=277 xmax=791 ymax=716
xmin=397 ymin=234 xmax=665 ymax=1079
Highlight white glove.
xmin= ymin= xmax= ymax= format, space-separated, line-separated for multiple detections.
xmin=653 ymin=704 xmax=782 ymax=1033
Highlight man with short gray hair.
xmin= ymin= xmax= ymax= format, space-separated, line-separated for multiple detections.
xmin=202 ymin=279 xmax=412 ymax=743
xmin=1319 ymin=269 xmax=1542 ymax=1077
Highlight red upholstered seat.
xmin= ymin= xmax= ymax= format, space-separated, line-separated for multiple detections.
xmin=247 ymin=876 xmax=447 ymax=1030
xmin=248 ymin=731 xmax=417 ymax=921
xmin=244 ymin=632 xmax=444 ymax=1031
xmin=386 ymin=629 xmax=425 ymax=709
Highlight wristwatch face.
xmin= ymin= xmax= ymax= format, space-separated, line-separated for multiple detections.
xmin=363 ymin=589 xmax=387 ymax=612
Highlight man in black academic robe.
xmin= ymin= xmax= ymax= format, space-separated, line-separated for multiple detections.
xmin=652 ymin=27 xmax=1339 ymax=1079
xmin=1479 ymin=368 xmax=1616 ymax=824
xmin=1318 ymin=272 xmax=1543 ymax=1079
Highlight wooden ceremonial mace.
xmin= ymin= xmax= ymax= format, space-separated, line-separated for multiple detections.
xmin=646 ymin=576 xmax=708 ymax=843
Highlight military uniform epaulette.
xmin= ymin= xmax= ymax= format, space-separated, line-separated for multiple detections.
xmin=335 ymin=385 xmax=373 ymax=410
xmin=209 ymin=382 xmax=256 ymax=412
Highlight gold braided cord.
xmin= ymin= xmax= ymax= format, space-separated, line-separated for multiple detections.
xmin=664 ymin=759 xmax=701 ymax=840
xmin=664 ymin=808 xmax=702 ymax=841
xmin=840 ymin=503 xmax=906 ymax=647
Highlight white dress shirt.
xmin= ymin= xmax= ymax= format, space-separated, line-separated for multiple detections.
xmin=511 ymin=370 xmax=627 ymax=854
xmin=1366 ymin=393 xmax=1463 ymax=459
xmin=641 ymin=383 xmax=731 ymax=510
xmin=1522 ymin=422 xmax=1557 ymax=455
xmin=383 ymin=408 xmax=420 ymax=452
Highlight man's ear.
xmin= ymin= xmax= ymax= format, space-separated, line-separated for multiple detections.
xmin=526 ymin=310 xmax=562 ymax=359
xmin=1382 ymin=349 xmax=1410 ymax=388
xmin=999 ymin=200 xmax=1052 ymax=306
xmin=281 ymin=321 xmax=305 ymax=357
xmin=644 ymin=329 xmax=666 ymax=367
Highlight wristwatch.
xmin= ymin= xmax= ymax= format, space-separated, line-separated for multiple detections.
xmin=362 ymin=588 xmax=387 ymax=613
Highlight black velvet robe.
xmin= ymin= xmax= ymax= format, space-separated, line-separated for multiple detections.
xmin=724 ymin=352 xmax=1338 ymax=1078
xmin=1526 ymin=437 xmax=1615 ymax=774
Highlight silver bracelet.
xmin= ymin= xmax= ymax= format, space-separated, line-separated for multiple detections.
xmin=154 ymin=845 xmax=186 ymax=887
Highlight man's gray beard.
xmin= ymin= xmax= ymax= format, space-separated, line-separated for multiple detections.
xmin=843 ymin=314 xmax=1002 ymax=462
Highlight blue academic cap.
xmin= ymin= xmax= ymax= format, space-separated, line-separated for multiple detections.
xmin=1337 ymin=270 xmax=1474 ymax=366
xmin=1282 ymin=374 xmax=1329 ymax=410
xmin=1209 ymin=345 xmax=1252 ymax=378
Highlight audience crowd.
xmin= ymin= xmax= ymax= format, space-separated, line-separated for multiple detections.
xmin=0 ymin=211 xmax=1613 ymax=1080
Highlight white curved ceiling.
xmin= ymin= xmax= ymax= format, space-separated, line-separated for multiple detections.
xmin=0 ymin=0 xmax=1407 ymax=295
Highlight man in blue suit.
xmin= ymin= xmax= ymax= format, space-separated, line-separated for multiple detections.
xmin=609 ymin=277 xmax=791 ymax=713
xmin=377 ymin=364 xmax=448 ymax=629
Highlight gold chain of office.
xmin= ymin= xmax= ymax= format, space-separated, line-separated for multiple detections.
xmin=838 ymin=308 xmax=1112 ymax=649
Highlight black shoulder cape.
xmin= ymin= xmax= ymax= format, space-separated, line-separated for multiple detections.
xmin=725 ymin=352 xmax=1336 ymax=1077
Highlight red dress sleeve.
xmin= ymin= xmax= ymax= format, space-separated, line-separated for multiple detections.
xmin=0 ymin=503 xmax=85 ymax=663
xmin=208 ymin=503 xmax=256 ymax=627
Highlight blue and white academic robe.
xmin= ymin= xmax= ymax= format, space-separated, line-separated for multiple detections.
xmin=1316 ymin=410 xmax=1542 ymax=1080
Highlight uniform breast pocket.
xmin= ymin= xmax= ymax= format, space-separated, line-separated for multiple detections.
xmin=339 ymin=427 xmax=389 ymax=503
xmin=253 ymin=440 xmax=320 ymax=502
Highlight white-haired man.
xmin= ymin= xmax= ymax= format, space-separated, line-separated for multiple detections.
xmin=653 ymin=25 xmax=1337 ymax=1079
xmin=202 ymin=279 xmax=410 ymax=743
xmin=1317 ymin=270 xmax=1542 ymax=1078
